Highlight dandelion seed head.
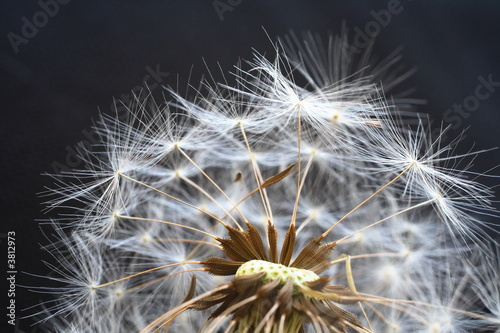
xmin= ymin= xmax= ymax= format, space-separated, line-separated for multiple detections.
xmin=31 ymin=31 xmax=500 ymax=333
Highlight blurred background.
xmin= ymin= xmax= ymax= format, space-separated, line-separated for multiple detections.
xmin=1 ymin=1 xmax=500 ymax=331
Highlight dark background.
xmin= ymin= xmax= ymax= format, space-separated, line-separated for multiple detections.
xmin=1 ymin=1 xmax=500 ymax=332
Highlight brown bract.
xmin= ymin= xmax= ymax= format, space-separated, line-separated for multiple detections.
xmin=148 ymin=221 xmax=369 ymax=333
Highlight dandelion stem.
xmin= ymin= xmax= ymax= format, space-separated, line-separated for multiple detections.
xmin=335 ymin=198 xmax=436 ymax=245
xmin=359 ymin=292 xmax=495 ymax=322
xmin=179 ymin=173 xmax=242 ymax=229
xmin=239 ymin=122 xmax=273 ymax=225
xmin=153 ymin=238 xmax=222 ymax=249
xmin=183 ymin=223 xmax=221 ymax=262
xmin=93 ymin=261 xmax=202 ymax=289
xmin=176 ymin=146 xmax=246 ymax=230
xmin=291 ymin=106 xmax=303 ymax=228
xmin=116 ymin=214 xmax=217 ymax=239
xmin=321 ymin=162 xmax=416 ymax=239
xmin=117 ymin=172 xmax=229 ymax=227
xmin=123 ymin=268 xmax=205 ymax=294
xmin=330 ymin=252 xmax=407 ymax=265
xmin=294 ymin=154 xmax=316 ymax=234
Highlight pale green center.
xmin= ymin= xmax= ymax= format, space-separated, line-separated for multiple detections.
xmin=236 ymin=260 xmax=319 ymax=286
